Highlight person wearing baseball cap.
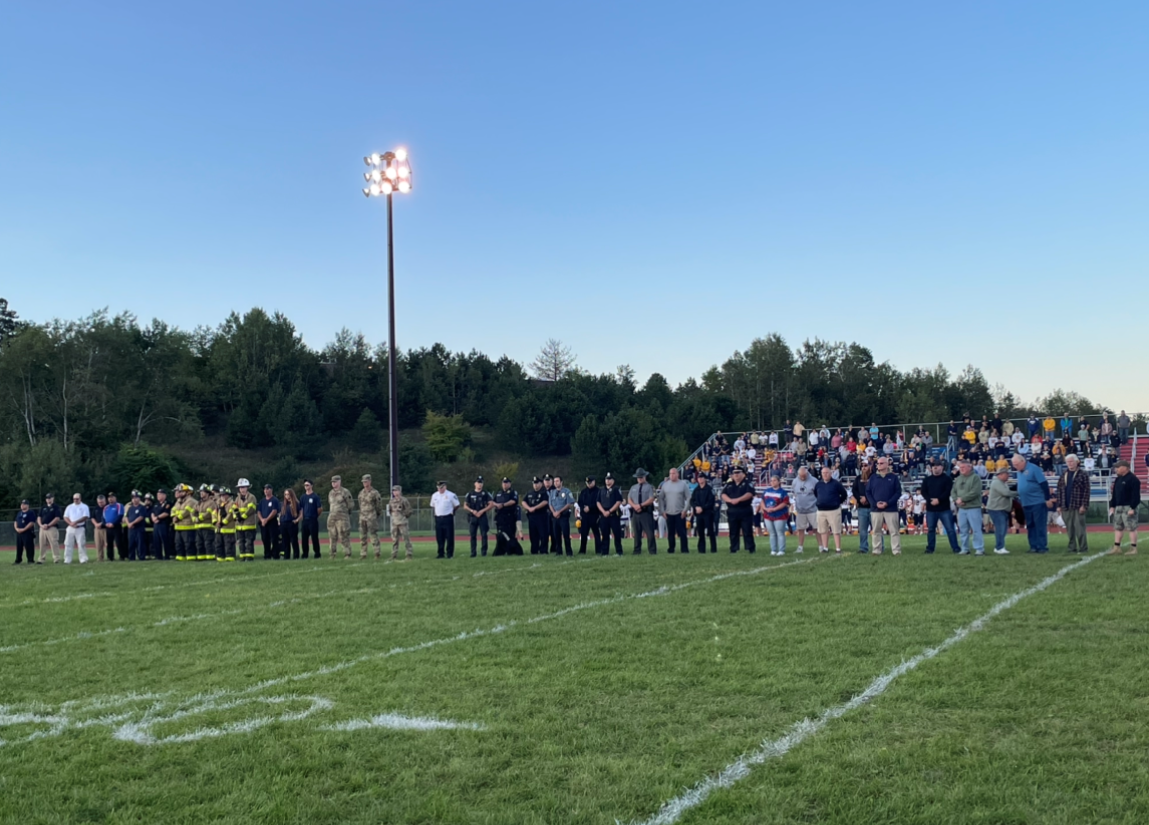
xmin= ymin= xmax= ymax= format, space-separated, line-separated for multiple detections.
xmin=721 ymin=466 xmax=757 ymax=553
xmin=628 ymin=470 xmax=657 ymax=554
xmin=522 ymin=476 xmax=550 ymax=555
xmin=597 ymin=472 xmax=625 ymax=555
xmin=985 ymin=463 xmax=1016 ymax=556
xmin=37 ymin=492 xmax=62 ymax=564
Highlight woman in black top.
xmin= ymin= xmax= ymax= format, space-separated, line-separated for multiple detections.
xmin=280 ymin=488 xmax=302 ymax=560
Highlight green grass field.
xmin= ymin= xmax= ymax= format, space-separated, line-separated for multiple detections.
xmin=1 ymin=533 xmax=1146 ymax=824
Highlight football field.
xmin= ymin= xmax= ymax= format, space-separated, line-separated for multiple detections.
xmin=1 ymin=536 xmax=1146 ymax=824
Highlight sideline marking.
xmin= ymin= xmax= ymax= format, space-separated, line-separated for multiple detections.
xmin=321 ymin=713 xmax=485 ymax=733
xmin=0 ymin=556 xmax=821 ymax=747
xmin=623 ymin=552 xmax=1105 ymax=825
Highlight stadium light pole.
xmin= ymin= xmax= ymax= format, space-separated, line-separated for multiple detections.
xmin=362 ymin=148 xmax=413 ymax=490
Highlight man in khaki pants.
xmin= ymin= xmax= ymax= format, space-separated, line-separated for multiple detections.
xmin=865 ymin=457 xmax=903 ymax=555
xmin=37 ymin=493 xmax=62 ymax=564
xmin=92 ymin=494 xmax=108 ymax=561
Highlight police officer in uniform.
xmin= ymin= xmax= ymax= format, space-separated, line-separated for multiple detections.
xmin=722 ymin=466 xmax=757 ymax=553
xmin=690 ymin=474 xmax=718 ymax=553
xmin=597 ymin=472 xmax=624 ymax=555
xmin=464 ymin=476 xmax=494 ymax=557
xmin=152 ymin=488 xmax=173 ymax=560
xmin=14 ymin=499 xmax=37 ymax=564
xmin=142 ymin=493 xmax=156 ymax=558
xmin=492 ymin=477 xmax=522 ymax=556
xmin=628 ymin=470 xmax=658 ymax=554
xmin=523 ymin=477 xmax=550 ymax=555
xmin=125 ymin=491 xmax=150 ymax=561
xmin=548 ymin=475 xmax=575 ymax=556
xmin=576 ymin=476 xmax=601 ymax=555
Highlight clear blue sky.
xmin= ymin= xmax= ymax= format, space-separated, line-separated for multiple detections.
xmin=3 ymin=1 xmax=1147 ymax=411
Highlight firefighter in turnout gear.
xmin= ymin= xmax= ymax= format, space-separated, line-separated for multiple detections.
xmin=195 ymin=484 xmax=216 ymax=560
xmin=172 ymin=484 xmax=198 ymax=560
xmin=234 ymin=479 xmax=259 ymax=560
xmin=215 ymin=487 xmax=238 ymax=561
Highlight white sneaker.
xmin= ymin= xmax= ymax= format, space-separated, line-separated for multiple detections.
xmin=994 ymin=548 xmax=1010 ymax=555
xmin=795 ymin=547 xmax=803 ymax=554
xmin=819 ymin=547 xmax=828 ymax=554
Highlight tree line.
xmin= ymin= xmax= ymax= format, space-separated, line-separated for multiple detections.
xmin=0 ymin=300 xmax=1110 ymax=502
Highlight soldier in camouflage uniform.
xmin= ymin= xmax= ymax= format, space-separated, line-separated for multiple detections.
xmin=327 ymin=475 xmax=354 ymax=559
xmin=358 ymin=474 xmax=385 ymax=559
xmin=389 ymin=484 xmax=414 ymax=560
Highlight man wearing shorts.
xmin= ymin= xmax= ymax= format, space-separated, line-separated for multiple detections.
xmin=1108 ymin=460 xmax=1141 ymax=555
xmin=789 ymin=466 xmax=818 ymax=554
xmin=814 ymin=466 xmax=848 ymax=554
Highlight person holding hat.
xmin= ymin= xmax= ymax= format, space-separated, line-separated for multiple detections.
xmin=14 ymin=499 xmax=37 ymax=564
xmin=628 ymin=469 xmax=657 ymax=554
xmin=464 ymin=476 xmax=494 ymax=557
xmin=722 ymin=466 xmax=757 ymax=553
xmin=357 ymin=474 xmax=385 ymax=560
xmin=151 ymin=489 xmax=174 ymax=560
xmin=36 ymin=493 xmax=62 ymax=564
xmin=576 ymin=476 xmax=601 ymax=555
xmin=493 ymin=477 xmax=523 ymax=556
xmin=257 ymin=483 xmax=282 ymax=560
xmin=388 ymin=485 xmax=414 ymax=561
xmin=658 ymin=467 xmax=690 ymax=553
xmin=522 ymin=477 xmax=551 ymax=555
xmin=125 ymin=491 xmax=150 ymax=561
xmin=63 ymin=492 xmax=91 ymax=564
xmin=597 ymin=472 xmax=624 ymax=555
xmin=548 ymin=475 xmax=576 ymax=556
xmin=430 ymin=480 xmax=461 ymax=558
xmin=327 ymin=475 xmax=354 ymax=559
xmin=234 ymin=479 xmax=259 ymax=560
xmin=690 ymin=473 xmax=718 ymax=553
xmin=216 ymin=487 xmax=239 ymax=560
xmin=985 ymin=464 xmax=1016 ymax=555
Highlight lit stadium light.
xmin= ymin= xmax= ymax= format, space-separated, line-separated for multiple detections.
xmin=381 ymin=181 xmax=393 ymax=195
xmin=397 ymin=180 xmax=410 ymax=193
xmin=395 ymin=147 xmax=408 ymax=162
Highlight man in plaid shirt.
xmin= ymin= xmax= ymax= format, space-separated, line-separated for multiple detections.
xmin=1056 ymin=454 xmax=1091 ymax=553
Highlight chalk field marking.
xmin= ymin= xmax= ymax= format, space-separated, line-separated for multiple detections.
xmin=0 ymin=588 xmax=378 ymax=656
xmin=0 ymin=556 xmax=820 ymax=748
xmin=321 ymin=713 xmax=486 ymax=733
xmin=624 ymin=551 xmax=1105 ymax=825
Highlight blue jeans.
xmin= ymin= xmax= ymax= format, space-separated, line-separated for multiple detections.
xmin=988 ymin=509 xmax=1010 ymax=550
xmin=765 ymin=519 xmax=787 ymax=554
xmin=925 ymin=510 xmax=959 ymax=553
xmin=957 ymin=508 xmax=985 ymax=554
xmin=1023 ymin=504 xmax=1049 ymax=551
xmin=856 ymin=508 xmax=882 ymax=552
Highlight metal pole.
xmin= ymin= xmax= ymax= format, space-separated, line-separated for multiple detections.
xmin=387 ymin=191 xmax=400 ymax=490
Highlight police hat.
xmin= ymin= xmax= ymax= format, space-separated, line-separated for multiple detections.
xmin=605 ymin=472 xmax=614 ymax=480
xmin=532 ymin=476 xmax=543 ymax=484
xmin=502 ymin=477 xmax=511 ymax=484
xmin=20 ymin=499 xmax=29 ymax=505
xmin=45 ymin=492 xmax=55 ymax=499
xmin=585 ymin=475 xmax=595 ymax=483
xmin=475 ymin=475 xmax=484 ymax=482
xmin=731 ymin=466 xmax=746 ymax=474
xmin=634 ymin=468 xmax=648 ymax=478
xmin=157 ymin=488 xmax=168 ymax=495
xmin=436 ymin=480 xmax=447 ymax=487
xmin=543 ymin=474 xmax=553 ymax=481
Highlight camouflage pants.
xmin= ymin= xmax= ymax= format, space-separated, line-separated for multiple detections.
xmin=328 ymin=516 xmax=351 ymax=558
xmin=359 ymin=516 xmax=380 ymax=558
xmin=391 ymin=521 xmax=413 ymax=559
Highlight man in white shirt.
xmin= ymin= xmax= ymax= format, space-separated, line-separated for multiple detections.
xmin=63 ymin=492 xmax=91 ymax=564
xmin=430 ymin=481 xmax=460 ymax=559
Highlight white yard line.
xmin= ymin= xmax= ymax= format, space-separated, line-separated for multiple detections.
xmin=0 ymin=556 xmax=822 ymax=747
xmin=624 ymin=551 xmax=1105 ymax=825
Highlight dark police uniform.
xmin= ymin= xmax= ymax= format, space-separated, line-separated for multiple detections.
xmin=125 ymin=501 xmax=149 ymax=561
xmin=576 ymin=480 xmax=601 ymax=555
xmin=142 ymin=497 xmax=156 ymax=558
xmin=150 ymin=496 xmax=173 ymax=560
xmin=492 ymin=482 xmax=522 ymax=556
xmin=300 ymin=490 xmax=322 ymax=558
xmin=691 ymin=480 xmax=719 ymax=553
xmin=465 ymin=483 xmax=493 ymax=557
xmin=523 ymin=480 xmax=550 ymax=555
xmin=722 ymin=474 xmax=757 ymax=553
xmin=15 ymin=507 xmax=37 ymax=563
xmin=597 ymin=477 xmax=624 ymax=555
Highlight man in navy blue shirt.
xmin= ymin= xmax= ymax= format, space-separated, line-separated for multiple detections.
xmin=37 ymin=493 xmax=62 ymax=564
xmin=257 ymin=484 xmax=282 ymax=559
xmin=299 ymin=479 xmax=323 ymax=559
xmin=125 ymin=491 xmax=150 ymax=561
xmin=14 ymin=499 xmax=36 ymax=564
